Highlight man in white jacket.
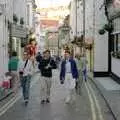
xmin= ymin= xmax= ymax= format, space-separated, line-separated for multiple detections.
xmin=19 ymin=52 xmax=33 ymax=106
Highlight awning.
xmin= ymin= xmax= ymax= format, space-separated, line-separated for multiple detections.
xmin=111 ymin=31 xmax=120 ymax=35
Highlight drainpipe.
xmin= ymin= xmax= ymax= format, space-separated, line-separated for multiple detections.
xmin=104 ymin=0 xmax=112 ymax=73
xmin=83 ymin=0 xmax=86 ymax=55
xmin=75 ymin=0 xmax=77 ymax=36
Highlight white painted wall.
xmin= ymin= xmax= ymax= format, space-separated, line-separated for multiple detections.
xmin=70 ymin=0 xmax=83 ymax=39
xmin=69 ymin=0 xmax=109 ymax=72
xmin=85 ymin=0 xmax=94 ymax=39
xmin=70 ymin=0 xmax=77 ymax=39
xmin=0 ymin=0 xmax=14 ymax=80
xmin=13 ymin=0 xmax=27 ymax=26
xmin=26 ymin=2 xmax=33 ymax=28
xmin=77 ymin=0 xmax=83 ymax=37
xmin=26 ymin=0 xmax=36 ymax=29
xmin=94 ymin=0 xmax=108 ymax=72
xmin=112 ymin=57 xmax=120 ymax=78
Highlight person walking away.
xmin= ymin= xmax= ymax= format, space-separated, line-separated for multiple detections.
xmin=81 ymin=53 xmax=87 ymax=82
xmin=39 ymin=50 xmax=57 ymax=104
xmin=18 ymin=52 xmax=33 ymax=106
xmin=74 ymin=54 xmax=80 ymax=91
xmin=75 ymin=54 xmax=86 ymax=94
xmin=60 ymin=51 xmax=79 ymax=104
xmin=8 ymin=51 xmax=19 ymax=95
xmin=36 ymin=52 xmax=42 ymax=72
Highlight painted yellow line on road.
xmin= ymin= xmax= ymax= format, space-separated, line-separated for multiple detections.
xmin=87 ymin=82 xmax=104 ymax=120
xmin=85 ymin=83 xmax=96 ymax=120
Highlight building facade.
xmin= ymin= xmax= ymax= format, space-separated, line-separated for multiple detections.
xmin=26 ymin=0 xmax=36 ymax=29
xmin=0 ymin=0 xmax=37 ymax=99
xmin=11 ymin=0 xmax=27 ymax=58
xmin=45 ymin=31 xmax=59 ymax=56
xmin=88 ymin=0 xmax=108 ymax=75
xmin=0 ymin=0 xmax=14 ymax=79
xmin=105 ymin=0 xmax=120 ymax=83
xmin=69 ymin=0 xmax=109 ymax=74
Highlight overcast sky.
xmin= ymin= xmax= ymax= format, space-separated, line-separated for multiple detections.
xmin=35 ymin=0 xmax=71 ymax=8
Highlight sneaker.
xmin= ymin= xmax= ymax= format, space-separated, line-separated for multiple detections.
xmin=65 ymin=96 xmax=71 ymax=104
xmin=24 ymin=100 xmax=29 ymax=106
xmin=41 ymin=100 xmax=45 ymax=104
xmin=46 ymin=99 xmax=50 ymax=103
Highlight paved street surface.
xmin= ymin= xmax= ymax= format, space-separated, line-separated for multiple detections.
xmin=93 ymin=77 xmax=120 ymax=120
xmin=0 ymin=70 xmax=115 ymax=120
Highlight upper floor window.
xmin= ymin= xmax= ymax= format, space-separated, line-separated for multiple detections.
xmin=27 ymin=5 xmax=30 ymax=25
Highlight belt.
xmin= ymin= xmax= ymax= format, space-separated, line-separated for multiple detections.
xmin=66 ymin=72 xmax=71 ymax=74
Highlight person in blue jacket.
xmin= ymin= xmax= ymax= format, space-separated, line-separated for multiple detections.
xmin=60 ymin=50 xmax=79 ymax=104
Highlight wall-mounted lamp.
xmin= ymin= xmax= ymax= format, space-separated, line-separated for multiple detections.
xmin=0 ymin=4 xmax=5 ymax=16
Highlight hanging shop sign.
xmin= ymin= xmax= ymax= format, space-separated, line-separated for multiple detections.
xmin=11 ymin=24 xmax=27 ymax=38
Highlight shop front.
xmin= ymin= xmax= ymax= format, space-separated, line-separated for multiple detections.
xmin=10 ymin=24 xmax=27 ymax=58
xmin=111 ymin=18 xmax=120 ymax=83
xmin=0 ymin=24 xmax=27 ymax=101
xmin=106 ymin=0 xmax=120 ymax=83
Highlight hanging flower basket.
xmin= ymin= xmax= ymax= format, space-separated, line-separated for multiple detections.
xmin=98 ymin=29 xmax=106 ymax=35
xmin=20 ymin=17 xmax=24 ymax=25
xmin=7 ymin=20 xmax=11 ymax=30
xmin=13 ymin=14 xmax=18 ymax=24
xmin=104 ymin=23 xmax=113 ymax=31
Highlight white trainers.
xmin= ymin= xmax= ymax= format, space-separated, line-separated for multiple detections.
xmin=65 ymin=96 xmax=71 ymax=104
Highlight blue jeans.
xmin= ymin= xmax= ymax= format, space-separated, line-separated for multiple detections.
xmin=83 ymin=69 xmax=87 ymax=82
xmin=21 ymin=76 xmax=31 ymax=100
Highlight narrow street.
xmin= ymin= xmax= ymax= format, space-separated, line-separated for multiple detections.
xmin=0 ymin=70 xmax=115 ymax=120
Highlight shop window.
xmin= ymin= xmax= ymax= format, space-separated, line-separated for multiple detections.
xmin=114 ymin=35 xmax=118 ymax=52
xmin=112 ymin=34 xmax=120 ymax=58
xmin=113 ymin=34 xmax=120 ymax=52
xmin=117 ymin=34 xmax=120 ymax=51
xmin=27 ymin=5 xmax=30 ymax=25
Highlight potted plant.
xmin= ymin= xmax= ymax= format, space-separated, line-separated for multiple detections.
xmin=13 ymin=14 xmax=18 ymax=24
xmin=20 ymin=17 xmax=24 ymax=26
xmin=7 ymin=20 xmax=11 ymax=30
xmin=104 ymin=23 xmax=113 ymax=31
xmin=98 ymin=29 xmax=106 ymax=35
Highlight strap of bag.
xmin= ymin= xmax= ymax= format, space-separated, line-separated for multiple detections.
xmin=23 ymin=59 xmax=28 ymax=69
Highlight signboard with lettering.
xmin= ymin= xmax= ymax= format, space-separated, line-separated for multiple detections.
xmin=11 ymin=24 xmax=27 ymax=38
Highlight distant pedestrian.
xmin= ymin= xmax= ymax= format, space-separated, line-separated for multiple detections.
xmin=39 ymin=49 xmax=57 ymax=104
xmin=74 ymin=54 xmax=80 ymax=90
xmin=25 ymin=38 xmax=37 ymax=68
xmin=81 ymin=53 xmax=87 ymax=82
xmin=8 ymin=51 xmax=19 ymax=94
xmin=36 ymin=52 xmax=42 ymax=62
xmin=56 ymin=56 xmax=61 ymax=69
xmin=60 ymin=51 xmax=79 ymax=104
xmin=18 ymin=52 xmax=33 ymax=106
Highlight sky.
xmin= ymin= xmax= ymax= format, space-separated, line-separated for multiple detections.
xmin=35 ymin=0 xmax=71 ymax=8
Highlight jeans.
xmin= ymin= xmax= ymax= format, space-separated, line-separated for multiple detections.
xmin=21 ymin=76 xmax=31 ymax=100
xmin=83 ymin=69 xmax=87 ymax=82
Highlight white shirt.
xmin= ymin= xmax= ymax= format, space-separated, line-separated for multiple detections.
xmin=65 ymin=60 xmax=71 ymax=73
xmin=18 ymin=59 xmax=33 ymax=76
